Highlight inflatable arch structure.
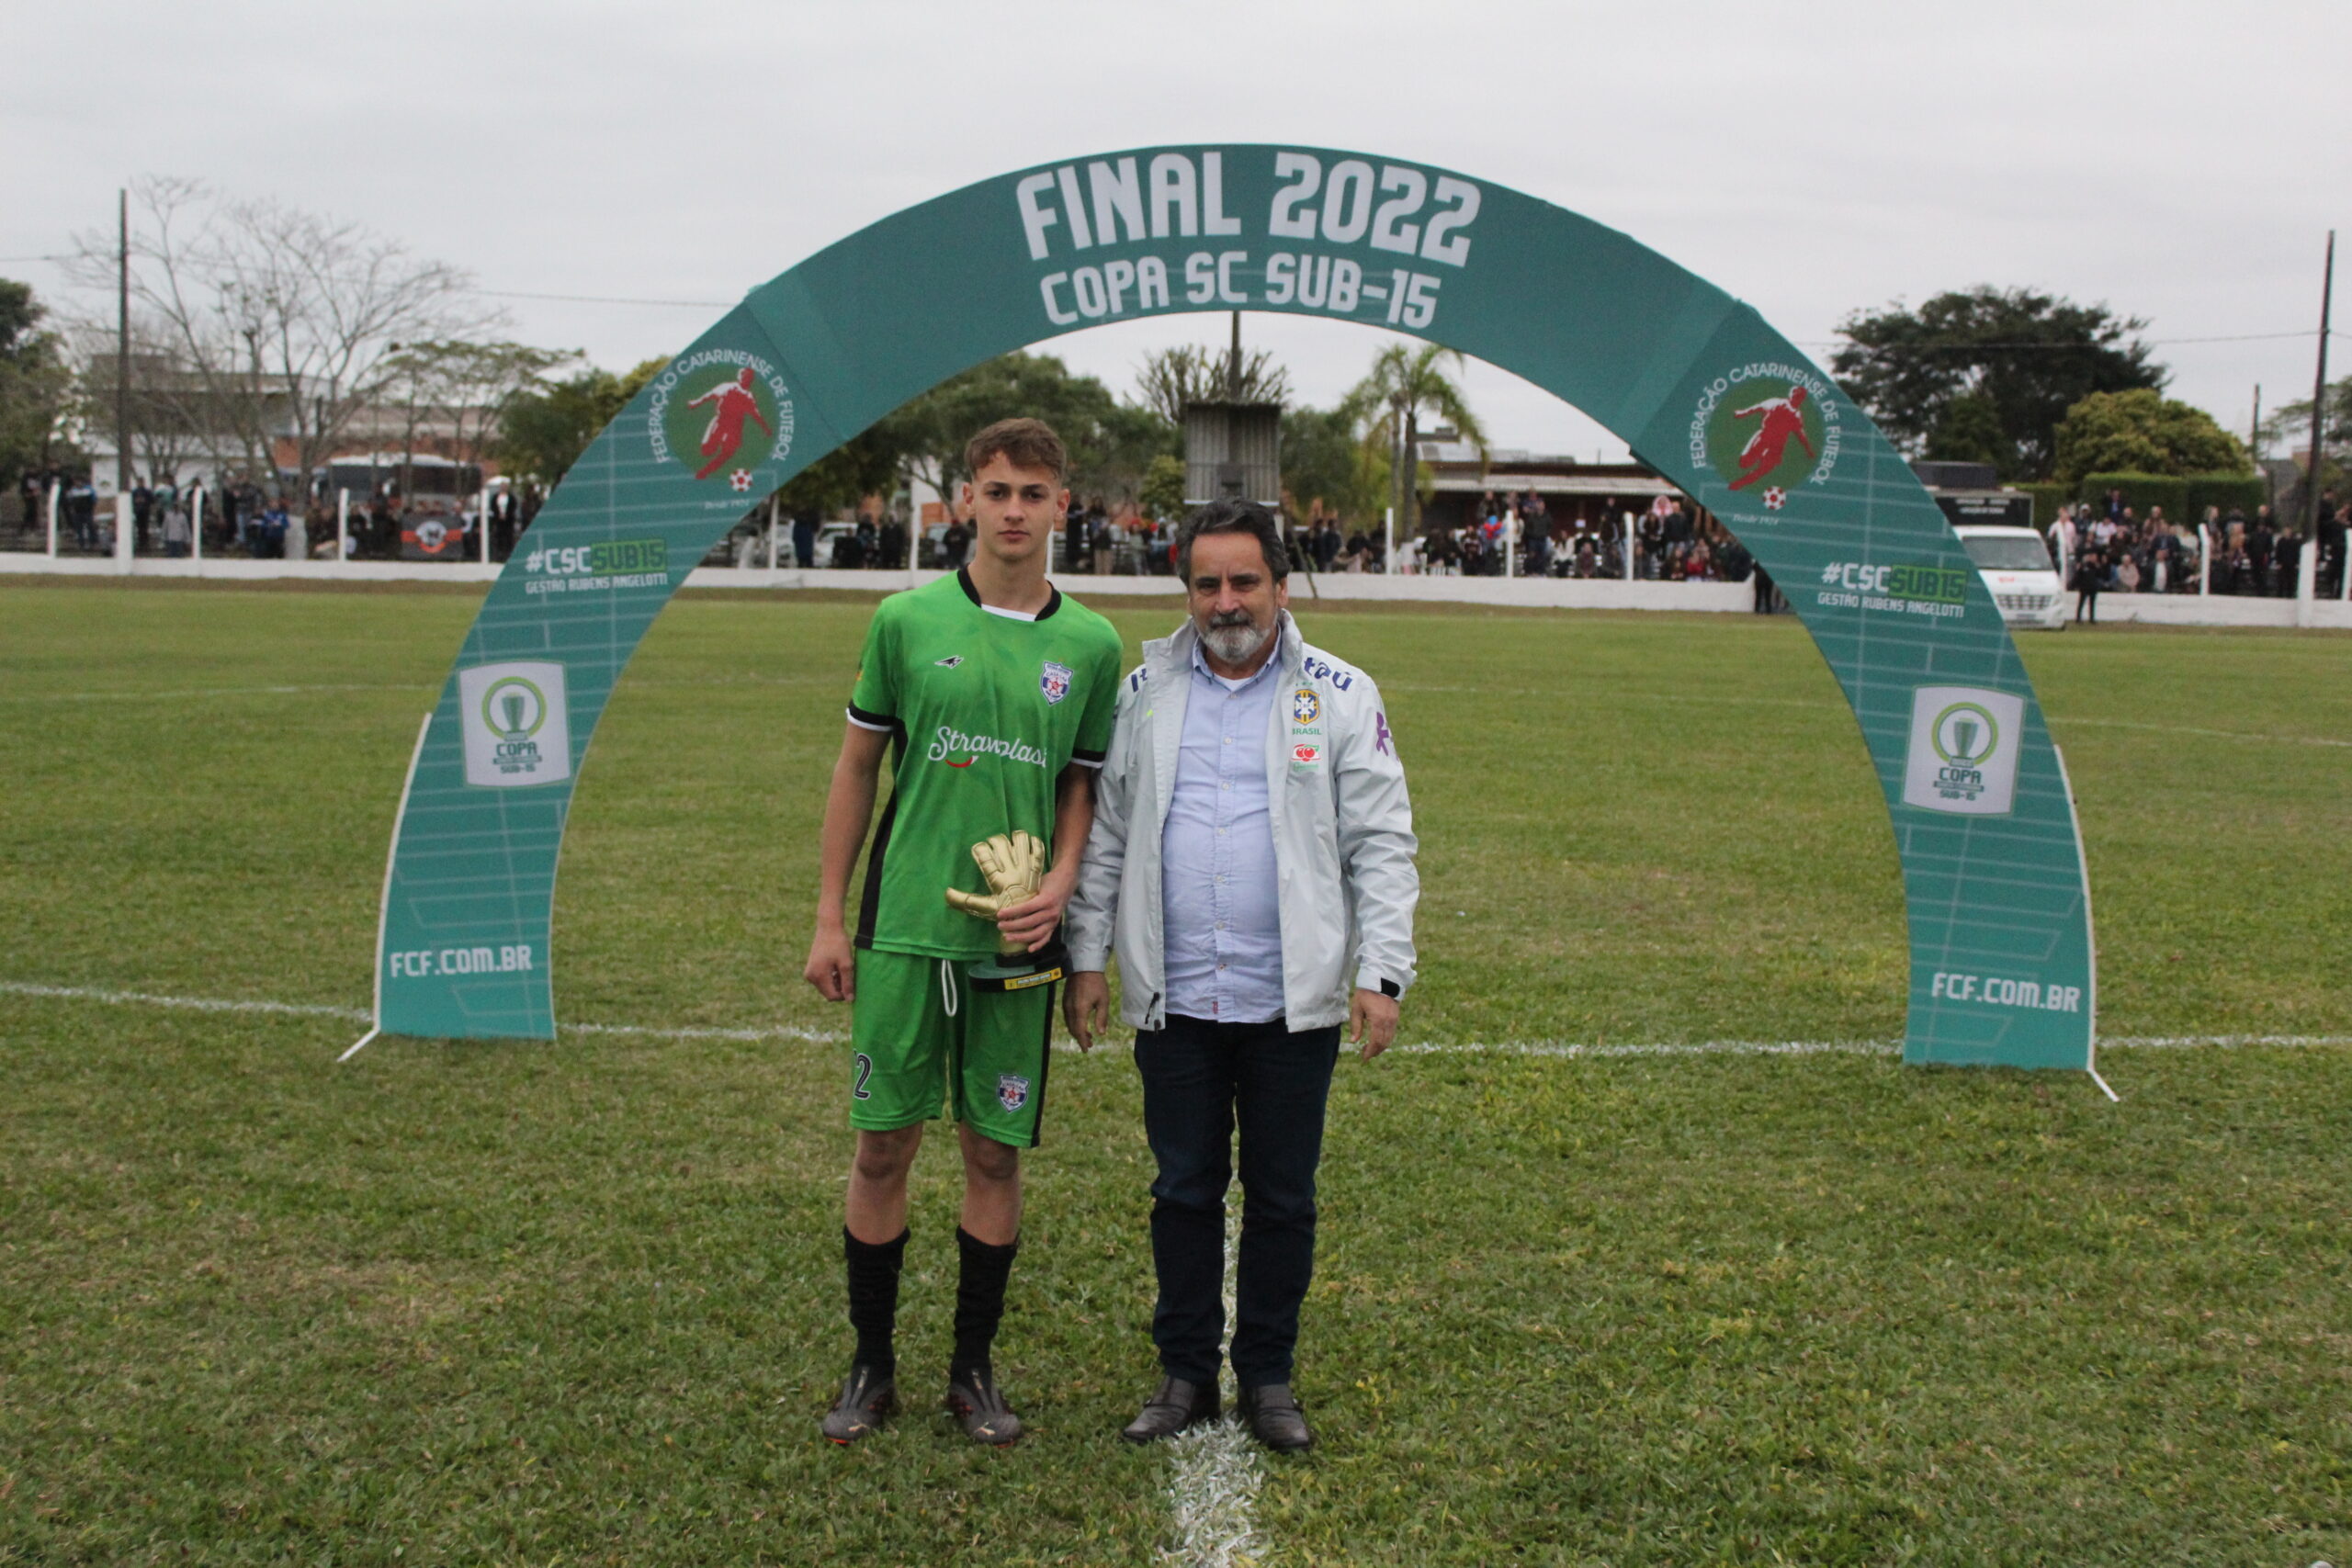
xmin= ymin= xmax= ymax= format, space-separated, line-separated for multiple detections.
xmin=362 ymin=145 xmax=2098 ymax=1078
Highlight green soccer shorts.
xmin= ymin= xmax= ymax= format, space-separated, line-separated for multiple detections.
xmin=848 ymin=947 xmax=1056 ymax=1147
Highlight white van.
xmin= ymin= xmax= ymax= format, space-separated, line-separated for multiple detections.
xmin=1954 ymin=524 xmax=2069 ymax=631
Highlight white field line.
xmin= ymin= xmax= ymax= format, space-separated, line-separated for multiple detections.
xmin=2045 ymin=715 xmax=2352 ymax=750
xmin=4 ymin=981 xmax=2348 ymax=1058
xmin=1 ymin=671 xmax=841 ymax=708
xmin=0 ymin=682 xmax=429 ymax=705
xmin=1385 ymin=684 xmax=2352 ymax=750
xmin=1159 ymin=1210 xmax=1264 ymax=1568
xmin=0 ymin=981 xmax=373 ymax=1022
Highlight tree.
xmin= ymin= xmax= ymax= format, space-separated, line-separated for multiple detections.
xmin=2052 ymin=389 xmax=2251 ymax=483
xmin=1830 ymin=286 xmax=2164 ymax=480
xmin=1134 ymin=344 xmax=1291 ymax=424
xmin=775 ymin=426 xmax=903 ymax=517
xmin=2259 ymin=373 xmax=2351 ymax=492
xmin=492 ymin=356 xmax=667 ymax=487
xmin=1342 ymin=342 xmax=1485 ymax=536
xmin=1138 ymin=452 xmax=1186 ymax=522
xmin=67 ymin=177 xmax=501 ymax=495
xmin=0 ymin=279 xmax=79 ymax=486
xmin=380 ymin=340 xmax=579 ymax=484
xmin=1280 ymin=403 xmax=1387 ymax=525
xmin=1921 ymin=391 xmax=2007 ymax=469
xmin=72 ymin=317 xmax=205 ymax=486
xmin=876 ymin=351 xmax=1174 ymax=507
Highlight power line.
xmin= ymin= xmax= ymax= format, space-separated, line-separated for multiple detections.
xmin=1794 ymin=330 xmax=2336 ymax=351
xmin=480 ymin=288 xmax=732 ymax=309
xmin=12 ymin=243 xmax=2352 ymax=342
xmin=6 ymin=247 xmax=730 ymax=310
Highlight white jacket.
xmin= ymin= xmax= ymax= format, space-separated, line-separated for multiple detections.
xmin=1066 ymin=612 xmax=1419 ymax=1032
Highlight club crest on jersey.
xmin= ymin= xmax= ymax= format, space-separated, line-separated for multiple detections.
xmin=997 ymin=1074 xmax=1031 ymax=1112
xmin=1292 ymin=687 xmax=1320 ymax=724
xmin=1039 ymin=660 xmax=1073 ymax=705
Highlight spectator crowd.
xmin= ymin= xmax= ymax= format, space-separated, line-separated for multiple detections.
xmin=6 ymin=468 xmax=543 ymax=562
xmin=2051 ymin=489 xmax=2343 ymax=621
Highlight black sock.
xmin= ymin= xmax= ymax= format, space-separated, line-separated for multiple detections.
xmin=843 ymin=1226 xmax=908 ymax=1379
xmin=950 ymin=1226 xmax=1019 ymax=1380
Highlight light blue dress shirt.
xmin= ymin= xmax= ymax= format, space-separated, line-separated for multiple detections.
xmin=1160 ymin=637 xmax=1286 ymax=1023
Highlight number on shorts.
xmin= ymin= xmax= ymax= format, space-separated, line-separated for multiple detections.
xmin=853 ymin=1052 xmax=874 ymax=1100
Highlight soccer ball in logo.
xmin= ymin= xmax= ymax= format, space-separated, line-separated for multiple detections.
xmin=1039 ymin=660 xmax=1072 ymax=705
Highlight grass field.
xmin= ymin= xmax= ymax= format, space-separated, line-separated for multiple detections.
xmin=2 ymin=581 xmax=2348 ymax=1565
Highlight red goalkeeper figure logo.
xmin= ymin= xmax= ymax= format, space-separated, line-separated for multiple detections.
xmin=1727 ymin=384 xmax=1815 ymax=491
xmin=685 ymin=367 xmax=775 ymax=480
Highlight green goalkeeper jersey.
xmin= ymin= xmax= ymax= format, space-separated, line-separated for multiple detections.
xmin=847 ymin=568 xmax=1124 ymax=960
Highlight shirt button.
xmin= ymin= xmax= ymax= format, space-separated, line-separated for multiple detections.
xmin=1223 ymin=737 xmax=1232 ymax=746
xmin=1216 ymin=921 xmax=1227 ymax=931
xmin=1215 ymin=874 xmax=1225 ymax=884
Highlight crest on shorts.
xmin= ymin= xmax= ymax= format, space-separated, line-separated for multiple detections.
xmin=997 ymin=1073 xmax=1031 ymax=1111
xmin=1039 ymin=660 xmax=1073 ymax=705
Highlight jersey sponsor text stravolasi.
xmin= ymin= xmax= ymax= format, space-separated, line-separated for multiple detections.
xmin=849 ymin=571 xmax=1122 ymax=959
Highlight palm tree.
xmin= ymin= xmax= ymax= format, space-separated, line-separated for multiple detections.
xmin=1342 ymin=343 xmax=1487 ymax=538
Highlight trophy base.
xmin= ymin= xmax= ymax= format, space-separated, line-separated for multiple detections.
xmin=966 ymin=939 xmax=1068 ymax=994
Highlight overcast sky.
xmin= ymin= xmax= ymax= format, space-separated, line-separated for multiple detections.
xmin=7 ymin=0 xmax=2346 ymax=460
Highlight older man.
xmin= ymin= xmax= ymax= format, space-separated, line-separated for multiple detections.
xmin=1064 ymin=500 xmax=1419 ymax=1453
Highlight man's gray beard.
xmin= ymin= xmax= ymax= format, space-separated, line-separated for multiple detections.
xmin=1201 ymin=616 xmax=1273 ymax=666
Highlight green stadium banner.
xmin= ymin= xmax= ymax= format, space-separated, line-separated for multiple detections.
xmin=362 ymin=145 xmax=2098 ymax=1082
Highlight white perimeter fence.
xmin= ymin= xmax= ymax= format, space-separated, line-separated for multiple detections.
xmin=4 ymin=488 xmax=2349 ymax=628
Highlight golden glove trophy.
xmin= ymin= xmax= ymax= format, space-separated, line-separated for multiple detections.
xmin=944 ymin=830 xmax=1066 ymax=992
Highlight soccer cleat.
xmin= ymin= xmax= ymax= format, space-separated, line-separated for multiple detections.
xmin=1237 ymin=1382 xmax=1313 ymax=1452
xmin=821 ymin=1363 xmax=896 ymax=1445
xmin=944 ymin=1364 xmax=1023 ymax=1446
xmin=1121 ymin=1376 xmax=1220 ymax=1443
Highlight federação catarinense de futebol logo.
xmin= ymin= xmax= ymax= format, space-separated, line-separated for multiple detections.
xmin=648 ymin=348 xmax=796 ymax=490
xmin=1690 ymin=362 xmax=1842 ymax=510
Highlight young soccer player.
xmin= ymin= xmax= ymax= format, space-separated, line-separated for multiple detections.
xmin=802 ymin=418 xmax=1124 ymax=1445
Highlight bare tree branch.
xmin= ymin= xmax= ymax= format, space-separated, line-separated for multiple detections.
xmin=65 ymin=177 xmax=505 ymax=493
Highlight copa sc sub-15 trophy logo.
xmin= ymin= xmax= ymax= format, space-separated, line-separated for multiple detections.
xmin=648 ymin=348 xmax=796 ymax=494
xmin=1902 ymin=685 xmax=2022 ymax=816
xmin=1689 ymin=361 xmax=1843 ymax=513
xmin=458 ymin=661 xmax=572 ymax=788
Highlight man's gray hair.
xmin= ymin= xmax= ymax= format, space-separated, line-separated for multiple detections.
xmin=1175 ymin=499 xmax=1289 ymax=583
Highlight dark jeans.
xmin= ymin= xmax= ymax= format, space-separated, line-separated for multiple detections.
xmin=1135 ymin=1013 xmax=1341 ymax=1388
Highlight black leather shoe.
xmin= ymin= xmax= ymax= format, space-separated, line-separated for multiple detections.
xmin=1237 ymin=1382 xmax=1313 ymax=1452
xmin=1121 ymin=1376 xmax=1220 ymax=1443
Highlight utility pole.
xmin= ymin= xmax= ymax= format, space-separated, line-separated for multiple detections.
xmin=116 ymin=188 xmax=130 ymax=500
xmin=1227 ymin=310 xmax=1241 ymax=400
xmin=2305 ymin=231 xmax=2335 ymax=548
xmin=2250 ymin=384 xmax=2261 ymax=462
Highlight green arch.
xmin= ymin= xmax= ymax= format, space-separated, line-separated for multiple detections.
xmin=367 ymin=144 xmax=2096 ymax=1075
